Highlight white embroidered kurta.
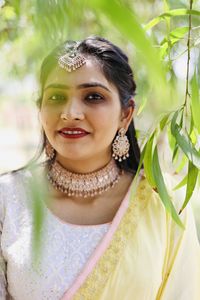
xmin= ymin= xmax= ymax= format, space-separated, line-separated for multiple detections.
xmin=0 ymin=170 xmax=110 ymax=300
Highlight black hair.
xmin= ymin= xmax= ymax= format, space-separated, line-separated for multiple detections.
xmin=2 ymin=36 xmax=141 ymax=176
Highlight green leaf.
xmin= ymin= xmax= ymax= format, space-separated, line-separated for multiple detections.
xmin=172 ymin=145 xmax=179 ymax=162
xmin=175 ymin=126 xmax=200 ymax=166
xmin=160 ymin=27 xmax=189 ymax=46
xmin=173 ymin=174 xmax=187 ymax=190
xmin=152 ymin=146 xmax=184 ymax=228
xmin=163 ymin=0 xmax=170 ymax=11
xmin=190 ymin=128 xmax=197 ymax=144
xmin=160 ymin=113 xmax=170 ymax=130
xmin=169 ymin=26 xmax=188 ymax=41
xmin=171 ymin=110 xmax=179 ymax=128
xmin=89 ymin=0 xmax=168 ymax=101
xmin=137 ymin=96 xmax=147 ymax=116
xmin=198 ymin=171 xmax=200 ymax=187
xmin=144 ymin=133 xmax=156 ymax=188
xmin=167 ymin=125 xmax=176 ymax=151
xmin=27 ymin=167 xmax=48 ymax=265
xmin=145 ymin=9 xmax=200 ymax=30
xmin=171 ymin=118 xmax=200 ymax=169
xmin=130 ymin=143 xmax=146 ymax=201
xmin=175 ymin=154 xmax=187 ymax=173
xmin=191 ymin=72 xmax=200 ymax=133
xmin=135 ymin=129 xmax=140 ymax=139
xmin=189 ymin=112 xmax=194 ymax=135
xmin=135 ymin=143 xmax=146 ymax=178
xmin=167 ymin=124 xmax=179 ymax=162
xmin=159 ymin=42 xmax=168 ymax=59
xmin=179 ymin=161 xmax=199 ymax=214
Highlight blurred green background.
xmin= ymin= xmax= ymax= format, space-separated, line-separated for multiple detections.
xmin=0 ymin=0 xmax=200 ymax=238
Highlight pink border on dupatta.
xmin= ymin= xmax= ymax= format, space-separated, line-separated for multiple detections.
xmin=60 ymin=183 xmax=132 ymax=300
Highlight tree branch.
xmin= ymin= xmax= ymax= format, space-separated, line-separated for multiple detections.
xmin=184 ymin=0 xmax=193 ymax=106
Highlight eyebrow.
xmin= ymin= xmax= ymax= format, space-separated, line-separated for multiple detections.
xmin=44 ymin=82 xmax=111 ymax=93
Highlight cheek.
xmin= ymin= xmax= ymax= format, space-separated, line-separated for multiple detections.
xmin=91 ymin=107 xmax=121 ymax=134
xmin=40 ymin=106 xmax=57 ymax=124
xmin=40 ymin=107 xmax=57 ymax=129
xmin=40 ymin=111 xmax=49 ymax=129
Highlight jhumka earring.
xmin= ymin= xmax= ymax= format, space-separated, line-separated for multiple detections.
xmin=112 ymin=128 xmax=130 ymax=162
xmin=58 ymin=42 xmax=86 ymax=72
xmin=45 ymin=139 xmax=56 ymax=160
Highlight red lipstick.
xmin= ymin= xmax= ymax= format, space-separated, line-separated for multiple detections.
xmin=58 ymin=127 xmax=89 ymax=139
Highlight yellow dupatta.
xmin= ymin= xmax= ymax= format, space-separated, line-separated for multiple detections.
xmin=61 ymin=176 xmax=200 ymax=300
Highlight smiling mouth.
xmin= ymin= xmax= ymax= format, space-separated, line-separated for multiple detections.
xmin=58 ymin=130 xmax=89 ymax=139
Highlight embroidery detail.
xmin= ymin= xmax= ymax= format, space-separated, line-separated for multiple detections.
xmin=73 ymin=178 xmax=151 ymax=299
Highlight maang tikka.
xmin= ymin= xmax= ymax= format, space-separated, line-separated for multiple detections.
xmin=112 ymin=128 xmax=130 ymax=162
xmin=58 ymin=41 xmax=86 ymax=72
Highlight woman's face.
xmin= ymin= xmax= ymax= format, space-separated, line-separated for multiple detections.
xmin=39 ymin=58 xmax=133 ymax=170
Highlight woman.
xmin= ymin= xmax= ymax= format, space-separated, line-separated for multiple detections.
xmin=0 ymin=36 xmax=199 ymax=300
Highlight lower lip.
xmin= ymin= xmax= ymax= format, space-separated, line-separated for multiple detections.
xmin=58 ymin=132 xmax=89 ymax=139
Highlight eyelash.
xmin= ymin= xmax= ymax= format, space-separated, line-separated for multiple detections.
xmin=85 ymin=93 xmax=104 ymax=102
xmin=48 ymin=93 xmax=104 ymax=103
xmin=48 ymin=94 xmax=66 ymax=102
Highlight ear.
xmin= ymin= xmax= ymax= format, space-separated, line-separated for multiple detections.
xmin=120 ymin=99 xmax=135 ymax=131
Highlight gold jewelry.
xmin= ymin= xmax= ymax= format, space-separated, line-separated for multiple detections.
xmin=112 ymin=128 xmax=130 ymax=162
xmin=46 ymin=159 xmax=122 ymax=198
xmin=61 ymin=113 xmax=70 ymax=121
xmin=58 ymin=42 xmax=86 ymax=72
xmin=45 ymin=140 xmax=56 ymax=160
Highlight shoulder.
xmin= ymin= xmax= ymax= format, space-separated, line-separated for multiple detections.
xmin=0 ymin=164 xmax=44 ymax=221
xmin=0 ymin=170 xmax=23 ymax=223
xmin=0 ymin=168 xmax=30 ymax=189
xmin=0 ymin=162 xmax=45 ymax=187
xmin=0 ymin=169 xmax=29 ymax=209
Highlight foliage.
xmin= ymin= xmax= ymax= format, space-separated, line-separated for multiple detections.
xmin=1 ymin=0 xmax=200 ymax=238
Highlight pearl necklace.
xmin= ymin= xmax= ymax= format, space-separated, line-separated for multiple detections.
xmin=46 ymin=159 xmax=122 ymax=198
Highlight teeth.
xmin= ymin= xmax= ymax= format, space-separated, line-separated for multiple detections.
xmin=62 ymin=131 xmax=84 ymax=134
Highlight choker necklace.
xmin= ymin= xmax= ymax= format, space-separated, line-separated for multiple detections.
xmin=46 ymin=159 xmax=122 ymax=198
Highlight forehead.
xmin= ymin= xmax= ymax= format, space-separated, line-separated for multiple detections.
xmin=43 ymin=58 xmax=119 ymax=95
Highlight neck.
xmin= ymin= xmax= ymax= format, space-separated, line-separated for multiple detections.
xmin=55 ymin=153 xmax=112 ymax=174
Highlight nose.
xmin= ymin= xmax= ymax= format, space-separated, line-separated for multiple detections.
xmin=61 ymin=98 xmax=84 ymax=121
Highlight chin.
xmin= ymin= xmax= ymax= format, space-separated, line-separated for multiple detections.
xmin=57 ymin=152 xmax=89 ymax=161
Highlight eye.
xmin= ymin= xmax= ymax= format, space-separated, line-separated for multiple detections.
xmin=85 ymin=93 xmax=104 ymax=102
xmin=48 ymin=94 xmax=66 ymax=102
